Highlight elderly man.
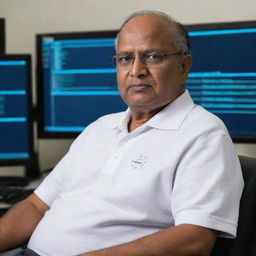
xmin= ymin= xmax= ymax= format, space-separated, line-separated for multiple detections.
xmin=0 ymin=11 xmax=243 ymax=256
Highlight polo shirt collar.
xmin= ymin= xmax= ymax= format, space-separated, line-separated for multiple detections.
xmin=103 ymin=90 xmax=195 ymax=131
xmin=146 ymin=90 xmax=195 ymax=130
xmin=102 ymin=108 xmax=130 ymax=131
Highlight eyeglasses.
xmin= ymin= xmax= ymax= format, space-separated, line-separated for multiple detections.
xmin=112 ymin=52 xmax=183 ymax=69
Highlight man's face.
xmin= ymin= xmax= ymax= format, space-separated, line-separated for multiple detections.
xmin=116 ymin=14 xmax=192 ymax=112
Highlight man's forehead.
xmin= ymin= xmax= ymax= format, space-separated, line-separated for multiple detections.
xmin=120 ymin=14 xmax=174 ymax=35
xmin=117 ymin=14 xmax=176 ymax=50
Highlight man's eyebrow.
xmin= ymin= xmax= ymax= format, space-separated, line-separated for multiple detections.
xmin=116 ymin=49 xmax=163 ymax=55
xmin=116 ymin=51 xmax=132 ymax=55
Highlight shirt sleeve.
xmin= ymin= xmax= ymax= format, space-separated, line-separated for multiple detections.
xmin=34 ymin=120 xmax=100 ymax=207
xmin=171 ymin=130 xmax=244 ymax=238
xmin=34 ymin=152 xmax=71 ymax=207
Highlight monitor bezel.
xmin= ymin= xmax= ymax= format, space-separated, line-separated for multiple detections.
xmin=0 ymin=18 xmax=5 ymax=53
xmin=185 ymin=20 xmax=256 ymax=143
xmin=36 ymin=30 xmax=118 ymax=139
xmin=0 ymin=54 xmax=39 ymax=177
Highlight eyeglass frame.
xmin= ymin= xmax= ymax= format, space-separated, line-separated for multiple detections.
xmin=112 ymin=51 xmax=188 ymax=69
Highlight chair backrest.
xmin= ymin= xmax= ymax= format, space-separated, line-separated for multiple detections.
xmin=210 ymin=155 xmax=256 ymax=256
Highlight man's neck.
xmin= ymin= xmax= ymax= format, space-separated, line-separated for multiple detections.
xmin=128 ymin=105 xmax=166 ymax=132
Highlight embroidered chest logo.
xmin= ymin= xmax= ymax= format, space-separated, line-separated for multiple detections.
xmin=131 ymin=155 xmax=148 ymax=170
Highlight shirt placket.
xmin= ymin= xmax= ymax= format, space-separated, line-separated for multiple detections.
xmin=101 ymin=125 xmax=150 ymax=175
xmin=101 ymin=131 xmax=130 ymax=175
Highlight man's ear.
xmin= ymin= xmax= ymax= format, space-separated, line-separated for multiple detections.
xmin=180 ymin=55 xmax=192 ymax=85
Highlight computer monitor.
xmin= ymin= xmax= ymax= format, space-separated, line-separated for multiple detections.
xmin=186 ymin=21 xmax=256 ymax=142
xmin=37 ymin=24 xmax=256 ymax=142
xmin=36 ymin=30 xmax=126 ymax=138
xmin=0 ymin=18 xmax=5 ymax=53
xmin=0 ymin=55 xmax=39 ymax=179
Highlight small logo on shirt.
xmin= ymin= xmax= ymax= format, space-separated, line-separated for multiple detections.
xmin=131 ymin=155 xmax=147 ymax=170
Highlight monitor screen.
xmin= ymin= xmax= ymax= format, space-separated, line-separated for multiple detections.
xmin=0 ymin=55 xmax=38 ymax=178
xmin=37 ymin=30 xmax=126 ymax=138
xmin=0 ymin=18 xmax=5 ymax=53
xmin=186 ymin=21 xmax=256 ymax=142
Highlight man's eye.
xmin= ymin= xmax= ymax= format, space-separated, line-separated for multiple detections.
xmin=145 ymin=54 xmax=162 ymax=61
xmin=118 ymin=55 xmax=133 ymax=63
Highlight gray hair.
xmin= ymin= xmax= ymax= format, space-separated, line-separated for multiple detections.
xmin=115 ymin=10 xmax=190 ymax=55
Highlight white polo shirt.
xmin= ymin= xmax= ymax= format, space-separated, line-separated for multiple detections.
xmin=28 ymin=90 xmax=244 ymax=256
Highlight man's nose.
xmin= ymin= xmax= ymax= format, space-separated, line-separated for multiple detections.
xmin=129 ymin=56 xmax=148 ymax=78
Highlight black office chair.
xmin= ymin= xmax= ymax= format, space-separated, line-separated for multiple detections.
xmin=211 ymin=155 xmax=256 ymax=256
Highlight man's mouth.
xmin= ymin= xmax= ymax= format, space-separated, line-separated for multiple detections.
xmin=128 ymin=84 xmax=151 ymax=92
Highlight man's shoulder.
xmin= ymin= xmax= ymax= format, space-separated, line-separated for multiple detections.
xmin=79 ymin=110 xmax=126 ymax=133
xmin=97 ymin=111 xmax=127 ymax=128
xmin=69 ymin=111 xmax=126 ymax=150
xmin=187 ymin=104 xmax=228 ymax=133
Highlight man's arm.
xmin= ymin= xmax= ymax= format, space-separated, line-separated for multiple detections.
xmin=0 ymin=193 xmax=49 ymax=252
xmin=82 ymin=224 xmax=217 ymax=256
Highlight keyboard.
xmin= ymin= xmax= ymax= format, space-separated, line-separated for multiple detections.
xmin=0 ymin=186 xmax=34 ymax=205
xmin=0 ymin=176 xmax=28 ymax=187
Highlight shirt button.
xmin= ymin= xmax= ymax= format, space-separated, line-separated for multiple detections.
xmin=114 ymin=155 xmax=118 ymax=160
